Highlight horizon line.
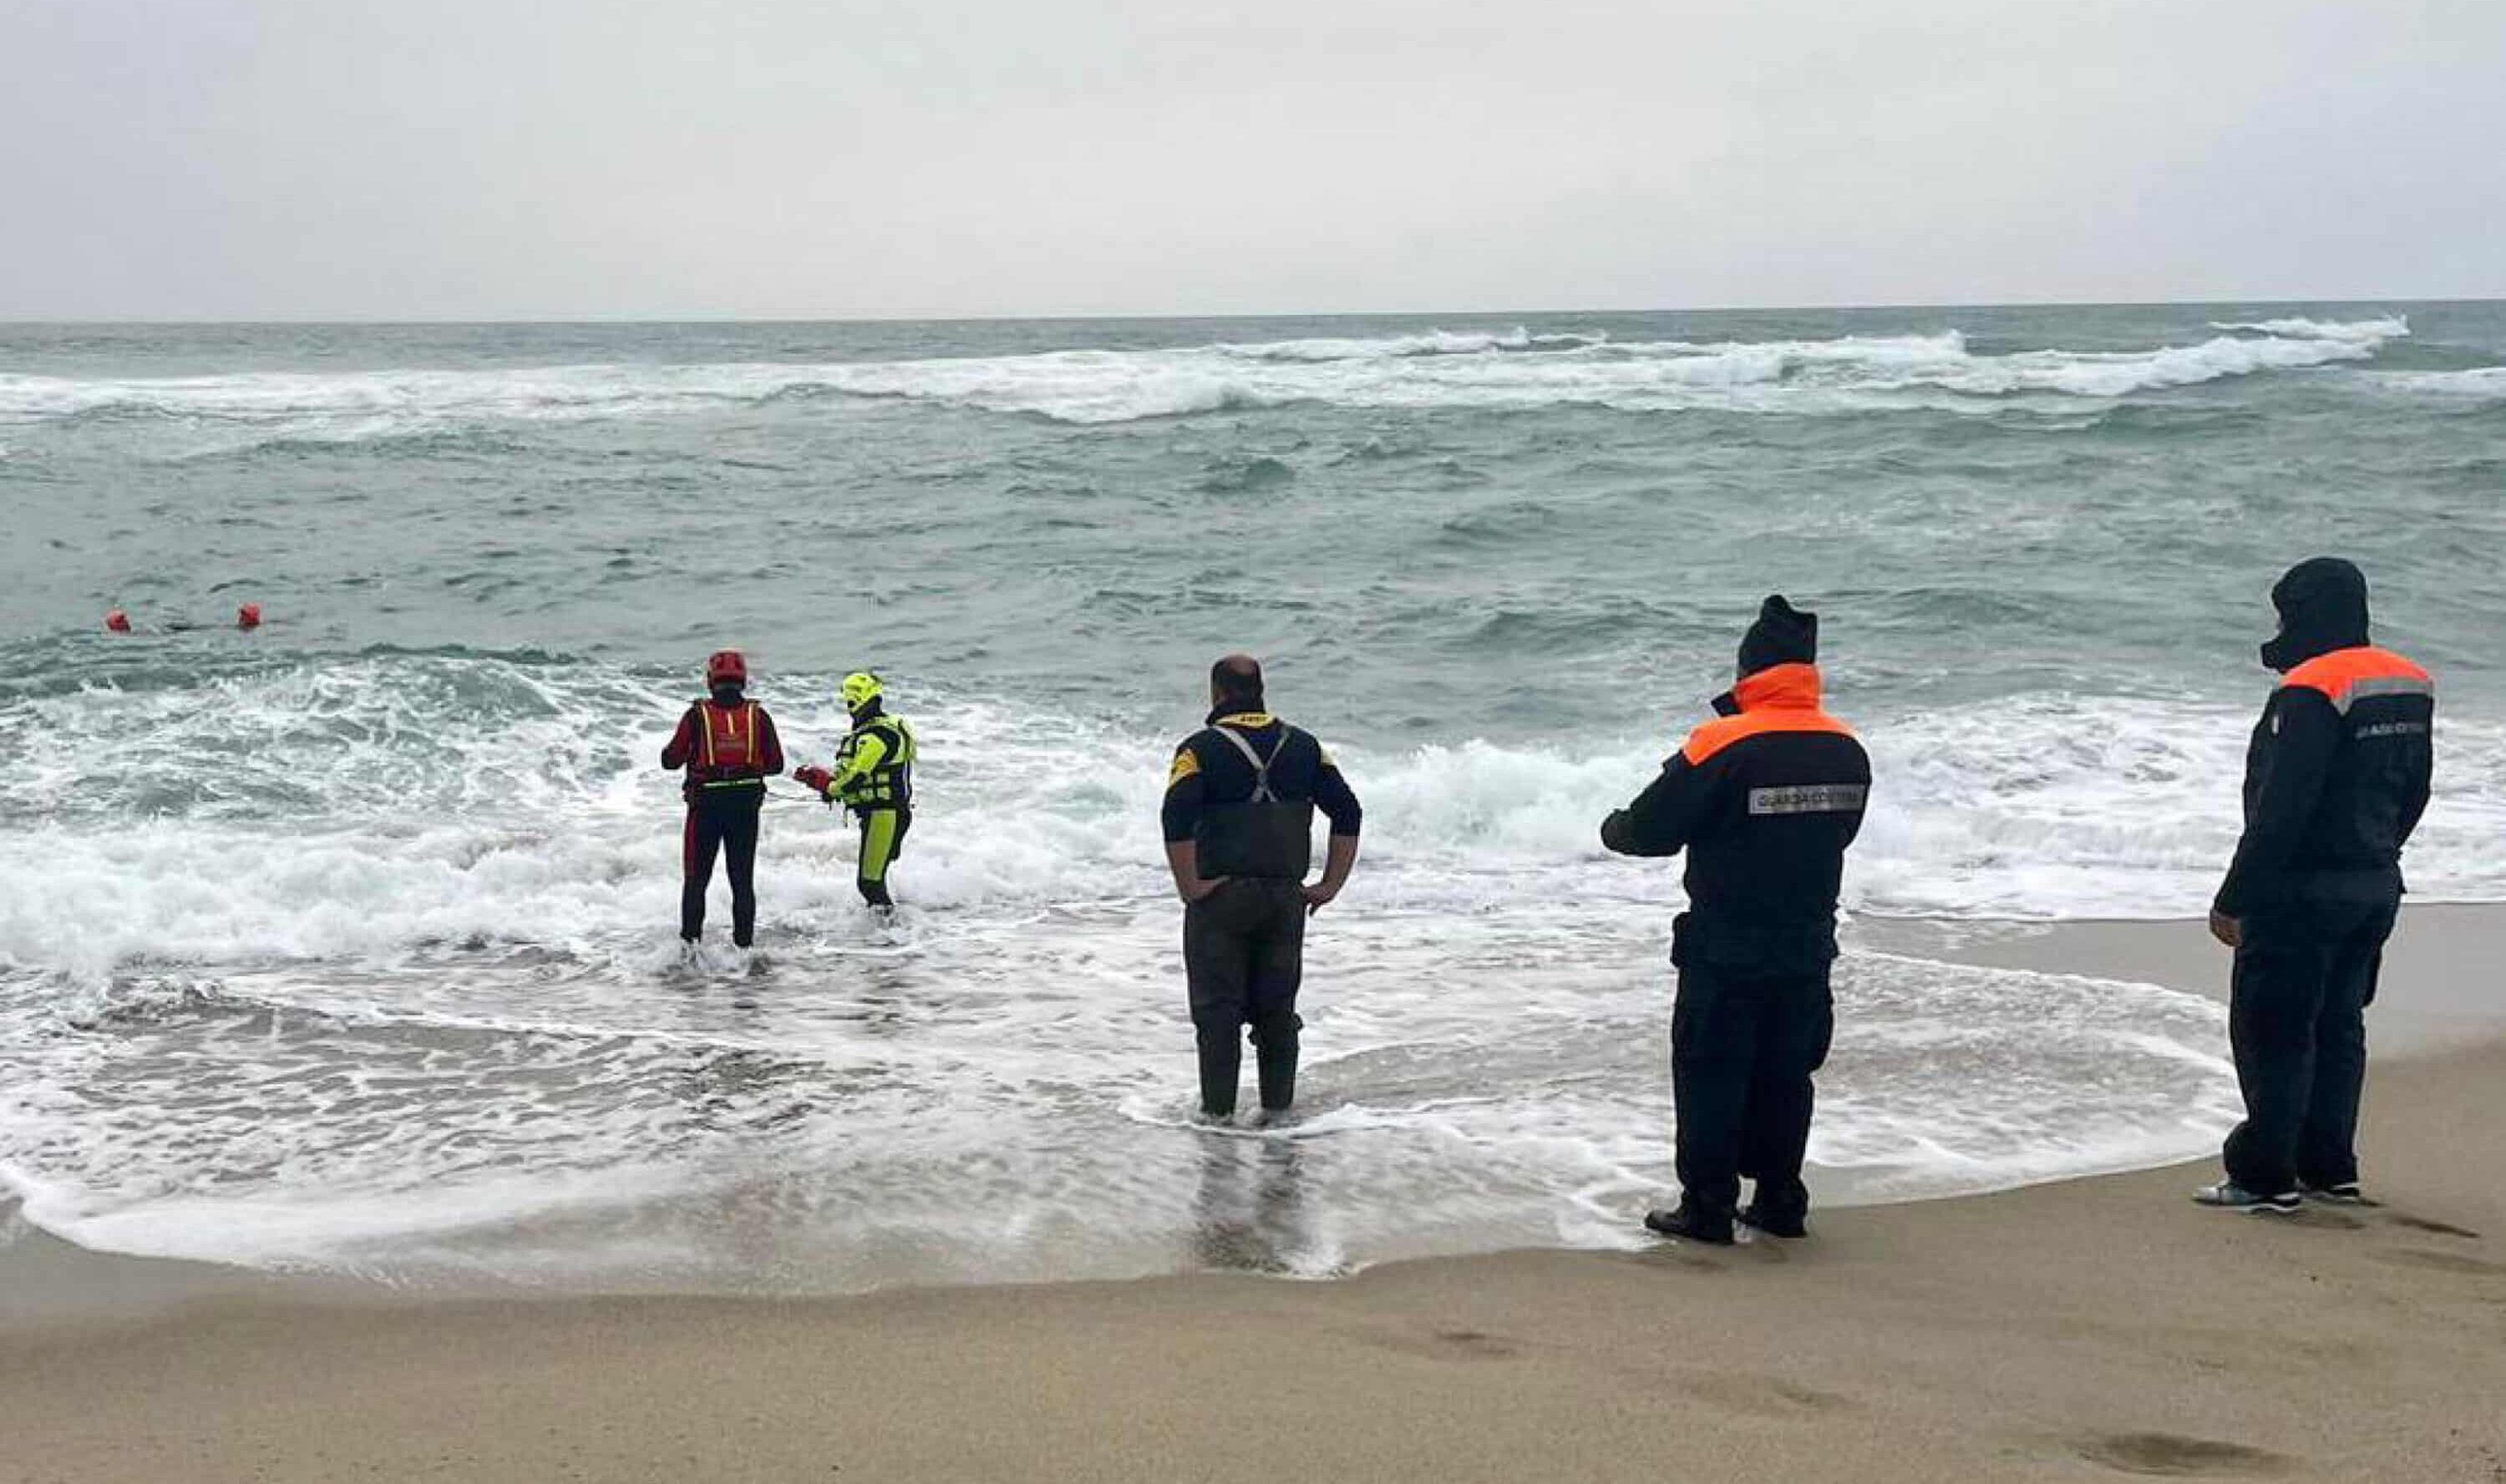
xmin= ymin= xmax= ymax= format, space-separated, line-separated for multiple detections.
xmin=3 ymin=293 xmax=2498 ymax=331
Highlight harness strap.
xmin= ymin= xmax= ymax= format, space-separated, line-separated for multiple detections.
xmin=1210 ymin=725 xmax=1287 ymax=803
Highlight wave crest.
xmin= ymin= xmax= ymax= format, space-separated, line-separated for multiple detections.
xmin=0 ymin=317 xmax=2417 ymax=438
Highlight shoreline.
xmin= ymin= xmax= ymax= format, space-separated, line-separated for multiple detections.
xmin=5 ymin=909 xmax=2503 ymax=1481
xmin=6 ymin=907 xmax=2499 ymax=1326
xmin=4 ymin=1037 xmax=2498 ymax=1481
xmin=1854 ymin=900 xmax=2506 ymax=1056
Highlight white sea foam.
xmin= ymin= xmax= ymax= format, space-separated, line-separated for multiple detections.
xmin=0 ymin=926 xmax=2239 ymax=1284
xmin=0 ymin=317 xmax=2413 ymax=438
xmin=2366 ymin=366 xmax=2506 ymax=400
xmin=2209 ymin=316 xmax=2411 ymax=342
xmin=1215 ymin=327 xmax=1606 ymax=362
xmin=3 ymin=664 xmax=2503 ymax=981
xmin=1 ymin=656 xmax=2492 ymax=1286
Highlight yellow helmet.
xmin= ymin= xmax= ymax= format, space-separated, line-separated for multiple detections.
xmin=840 ymin=671 xmax=883 ymax=712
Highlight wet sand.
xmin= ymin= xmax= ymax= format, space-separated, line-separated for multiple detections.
xmin=4 ymin=911 xmax=2502 ymax=1483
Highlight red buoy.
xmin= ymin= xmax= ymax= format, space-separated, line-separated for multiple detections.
xmin=105 ymin=610 xmax=133 ymax=634
xmin=236 ymin=602 xmax=262 ymax=631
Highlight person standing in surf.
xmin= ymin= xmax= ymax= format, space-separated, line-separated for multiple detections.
xmin=661 ymin=650 xmax=785 ymax=950
xmin=2199 ymin=558 xmax=2434 ymax=1214
xmin=1600 ymin=596 xmax=1870 ymax=1245
xmin=1161 ymin=656 xmax=1362 ymax=1122
xmin=794 ymin=671 xmax=917 ymax=914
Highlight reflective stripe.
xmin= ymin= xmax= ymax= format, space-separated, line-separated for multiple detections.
xmin=2335 ymin=675 xmax=2435 ymax=713
xmin=1748 ymin=783 xmax=1868 ymax=816
xmin=698 ymin=701 xmax=758 ymax=771
xmin=837 ymin=716 xmax=915 ymax=805
xmin=2282 ymin=646 xmax=2434 ymax=716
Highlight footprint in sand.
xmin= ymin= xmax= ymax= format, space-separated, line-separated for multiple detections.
xmin=1677 ymin=1371 xmax=1854 ymax=1420
xmin=1354 ymin=1326 xmax=1524 ymax=1362
xmin=2384 ymin=1213 xmax=2483 ymax=1241
xmin=2371 ymin=1248 xmax=2506 ymax=1277
xmin=1426 ymin=1328 xmax=1521 ymax=1360
xmin=1620 ymin=1246 xmax=1727 ymax=1274
xmin=2075 ymin=1431 xmax=2294 ymax=1477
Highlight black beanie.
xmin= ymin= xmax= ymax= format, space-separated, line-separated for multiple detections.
xmin=1737 ymin=595 xmax=1819 ymax=677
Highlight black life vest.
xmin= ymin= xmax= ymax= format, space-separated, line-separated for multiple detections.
xmin=1193 ymin=723 xmax=1315 ymax=880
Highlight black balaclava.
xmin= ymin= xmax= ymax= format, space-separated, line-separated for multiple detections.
xmin=1737 ymin=595 xmax=1819 ymax=678
xmin=710 ymin=682 xmax=744 ymax=707
xmin=2259 ymin=558 xmax=2370 ymax=673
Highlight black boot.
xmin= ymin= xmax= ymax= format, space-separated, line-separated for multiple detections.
xmin=1739 ymin=1178 xmax=1808 ymax=1238
xmin=1253 ymin=1022 xmax=1299 ymax=1113
xmin=1737 ymin=1202 xmax=1808 ymax=1238
xmin=1643 ymin=1198 xmax=1735 ymax=1245
xmin=1196 ymin=1024 xmax=1242 ymax=1118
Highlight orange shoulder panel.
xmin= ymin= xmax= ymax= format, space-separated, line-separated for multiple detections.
xmin=2281 ymin=647 xmax=2432 ymax=712
xmin=1681 ymin=709 xmax=1856 ymax=767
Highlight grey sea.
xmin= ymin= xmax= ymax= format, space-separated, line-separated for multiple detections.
xmin=3 ymin=302 xmax=2502 ymax=1289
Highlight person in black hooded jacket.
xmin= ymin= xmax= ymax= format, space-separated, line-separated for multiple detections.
xmin=1601 ymin=596 xmax=1870 ymax=1244
xmin=2198 ymin=558 xmax=2434 ymax=1214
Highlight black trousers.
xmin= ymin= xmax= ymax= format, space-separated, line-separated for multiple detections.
xmin=1183 ymin=879 xmax=1308 ymax=1117
xmin=681 ymin=788 xmax=764 ymax=947
xmin=2222 ymin=898 xmax=2397 ymax=1195
xmin=1671 ymin=965 xmax=1835 ymax=1219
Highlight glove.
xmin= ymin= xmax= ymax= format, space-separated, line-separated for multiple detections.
xmin=793 ymin=765 xmax=834 ymax=798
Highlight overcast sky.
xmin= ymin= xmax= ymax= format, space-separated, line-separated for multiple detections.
xmin=5 ymin=0 xmax=2502 ymax=320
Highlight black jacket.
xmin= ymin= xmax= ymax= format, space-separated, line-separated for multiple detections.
xmin=1602 ymin=664 xmax=1870 ymax=974
xmin=2217 ymin=560 xmax=2435 ymax=919
xmin=2215 ymin=641 xmax=2432 ymax=922
xmin=1162 ymin=711 xmax=1363 ymax=844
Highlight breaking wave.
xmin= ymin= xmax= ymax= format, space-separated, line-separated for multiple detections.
xmin=0 ymin=317 xmax=2414 ymax=438
xmin=4 ymin=656 xmax=2503 ymax=986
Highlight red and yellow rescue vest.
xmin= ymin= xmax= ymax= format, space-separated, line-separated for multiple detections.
xmin=691 ymin=700 xmax=766 ymax=787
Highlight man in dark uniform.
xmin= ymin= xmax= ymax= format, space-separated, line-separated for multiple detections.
xmin=1601 ymin=596 xmax=1870 ymax=1244
xmin=2200 ymin=558 xmax=2434 ymax=1213
xmin=660 ymin=649 xmax=785 ymax=949
xmin=1162 ymin=656 xmax=1363 ymax=1122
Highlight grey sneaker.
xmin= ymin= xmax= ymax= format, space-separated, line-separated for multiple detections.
xmin=2299 ymin=1179 xmax=2368 ymax=1205
xmin=2194 ymin=1182 xmax=2301 ymax=1214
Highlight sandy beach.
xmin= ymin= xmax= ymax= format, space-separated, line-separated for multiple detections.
xmin=4 ymin=912 xmax=2501 ymax=1483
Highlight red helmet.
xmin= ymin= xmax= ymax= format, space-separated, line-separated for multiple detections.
xmin=705 ymin=649 xmax=748 ymax=686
